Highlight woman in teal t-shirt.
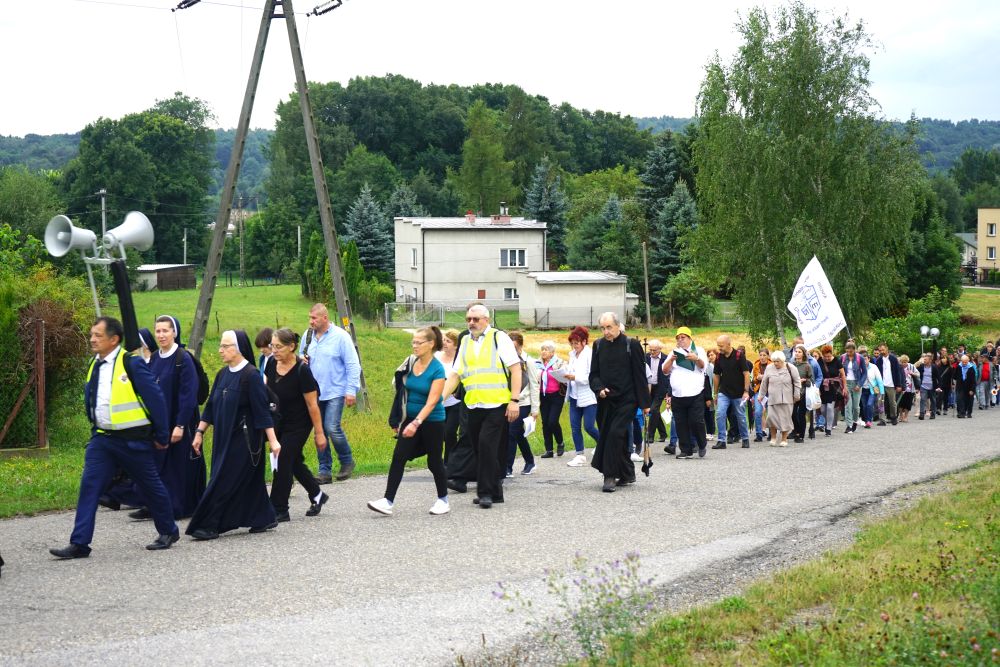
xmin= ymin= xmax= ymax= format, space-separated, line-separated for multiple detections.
xmin=368 ymin=326 xmax=450 ymax=516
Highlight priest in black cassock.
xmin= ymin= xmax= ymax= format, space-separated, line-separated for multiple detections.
xmin=589 ymin=312 xmax=650 ymax=492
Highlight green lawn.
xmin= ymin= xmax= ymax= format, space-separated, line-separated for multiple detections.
xmin=955 ymin=287 xmax=1000 ymax=341
xmin=596 ymin=461 xmax=1000 ymax=666
xmin=0 ymin=284 xmax=569 ymax=517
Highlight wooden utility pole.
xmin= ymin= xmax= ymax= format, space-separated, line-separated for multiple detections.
xmin=186 ymin=0 xmax=370 ymax=409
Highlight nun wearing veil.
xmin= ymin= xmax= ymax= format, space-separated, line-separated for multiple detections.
xmin=131 ymin=315 xmax=206 ymax=519
xmin=187 ymin=330 xmax=281 ymax=540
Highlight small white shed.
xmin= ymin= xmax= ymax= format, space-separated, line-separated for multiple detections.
xmin=516 ymin=271 xmax=633 ymax=328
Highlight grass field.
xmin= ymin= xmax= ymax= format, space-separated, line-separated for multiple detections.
xmin=2 ymin=285 xmax=999 ymax=518
xmin=595 ymin=461 xmax=1000 ymax=666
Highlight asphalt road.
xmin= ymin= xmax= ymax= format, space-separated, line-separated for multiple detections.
xmin=1 ymin=409 xmax=998 ymax=666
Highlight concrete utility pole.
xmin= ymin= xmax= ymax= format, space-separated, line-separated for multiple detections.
xmin=185 ymin=0 xmax=369 ymax=410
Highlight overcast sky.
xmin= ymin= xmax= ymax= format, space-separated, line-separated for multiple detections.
xmin=4 ymin=0 xmax=999 ymax=137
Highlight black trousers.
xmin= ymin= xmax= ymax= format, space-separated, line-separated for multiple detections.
xmin=646 ymin=390 xmax=668 ymax=442
xmin=539 ymin=392 xmax=565 ymax=452
xmin=270 ymin=425 xmax=322 ymax=513
xmin=385 ymin=419 xmax=448 ymax=502
xmin=468 ymin=406 xmax=508 ymax=501
xmin=792 ymin=398 xmax=813 ymax=438
xmin=443 ymin=403 xmax=461 ymax=466
xmin=956 ymin=390 xmax=974 ymax=417
xmin=672 ymin=394 xmax=707 ymax=455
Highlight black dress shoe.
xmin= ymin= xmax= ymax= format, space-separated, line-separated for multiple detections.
xmin=557 ymin=446 xmax=565 ymax=456
xmin=274 ymin=510 xmax=291 ymax=522
xmin=128 ymin=508 xmax=152 ymax=521
xmin=540 ymin=451 xmax=554 ymax=459
xmin=472 ymin=496 xmax=503 ymax=505
xmin=753 ymin=435 xmax=763 ymax=442
xmin=190 ymin=528 xmax=219 ymax=541
xmin=98 ymin=495 xmax=120 ymax=511
xmin=711 ymin=442 xmax=727 ymax=449
xmin=741 ymin=439 xmax=750 ymax=448
xmin=602 ymin=477 xmax=616 ymax=492
xmin=49 ymin=543 xmax=91 ymax=559
xmin=146 ymin=532 xmax=179 ymax=551
xmin=305 ymin=491 xmax=329 ymax=517
xmin=615 ymin=477 xmax=635 ymax=487
xmin=476 ymin=496 xmax=493 ymax=508
xmin=664 ymin=445 xmax=676 ymax=455
xmin=446 ymin=479 xmax=468 ymax=493
xmin=316 ymin=472 xmax=333 ymax=485
xmin=249 ymin=521 xmax=278 ymax=534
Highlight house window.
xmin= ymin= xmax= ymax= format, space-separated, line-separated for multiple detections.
xmin=412 ymin=287 xmax=418 ymax=300
xmin=477 ymin=289 xmax=487 ymax=299
xmin=989 ymin=223 xmax=997 ymax=237
xmin=411 ymin=248 xmax=418 ymax=268
xmin=989 ymin=247 xmax=997 ymax=261
xmin=499 ymin=248 xmax=526 ymax=268
xmin=504 ymin=287 xmax=519 ymax=300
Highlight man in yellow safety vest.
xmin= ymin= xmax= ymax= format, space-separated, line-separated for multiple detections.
xmin=443 ymin=303 xmax=522 ymax=509
xmin=49 ymin=317 xmax=179 ymax=559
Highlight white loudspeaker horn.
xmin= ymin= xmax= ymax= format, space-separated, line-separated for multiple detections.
xmin=104 ymin=211 xmax=154 ymax=252
xmin=44 ymin=214 xmax=98 ymax=258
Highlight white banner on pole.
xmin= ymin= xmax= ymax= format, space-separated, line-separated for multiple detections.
xmin=787 ymin=256 xmax=847 ymax=349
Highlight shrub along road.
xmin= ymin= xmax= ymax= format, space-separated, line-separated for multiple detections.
xmin=1 ymin=410 xmax=998 ymax=665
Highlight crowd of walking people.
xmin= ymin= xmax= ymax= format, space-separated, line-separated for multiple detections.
xmin=46 ymin=303 xmax=1000 ymax=559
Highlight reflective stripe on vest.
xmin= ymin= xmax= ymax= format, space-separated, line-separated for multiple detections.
xmin=459 ymin=330 xmax=511 ymax=406
xmin=86 ymin=351 xmax=152 ymax=430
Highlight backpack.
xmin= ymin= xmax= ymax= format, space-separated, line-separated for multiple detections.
xmin=176 ymin=348 xmax=210 ymax=405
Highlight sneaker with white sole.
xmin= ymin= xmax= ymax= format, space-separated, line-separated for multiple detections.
xmin=429 ymin=498 xmax=450 ymax=515
xmin=567 ymin=454 xmax=587 ymax=467
xmin=630 ymin=452 xmax=643 ymax=462
xmin=521 ymin=463 xmax=536 ymax=475
xmin=367 ymin=498 xmax=393 ymax=515
xmin=706 ymin=433 xmax=715 ymax=441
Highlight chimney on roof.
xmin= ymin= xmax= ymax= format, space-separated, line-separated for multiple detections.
xmin=491 ymin=201 xmax=511 ymax=225
xmin=465 ymin=209 xmax=476 ymax=224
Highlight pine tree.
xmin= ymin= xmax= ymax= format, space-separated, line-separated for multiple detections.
xmin=386 ymin=182 xmax=428 ymax=219
xmin=566 ymin=193 xmax=621 ymax=270
xmin=344 ymin=183 xmax=394 ymax=274
xmin=649 ymin=182 xmax=698 ymax=298
xmin=523 ymin=156 xmax=569 ymax=265
xmin=637 ymin=132 xmax=681 ymax=224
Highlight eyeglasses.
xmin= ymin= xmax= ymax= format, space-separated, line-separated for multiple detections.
xmin=219 ymin=343 xmax=237 ymax=349
xmin=411 ymin=339 xmax=429 ymax=346
xmin=269 ymin=343 xmax=287 ymax=350
xmin=465 ymin=316 xmax=482 ymax=323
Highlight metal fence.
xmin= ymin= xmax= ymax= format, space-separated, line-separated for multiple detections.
xmin=0 ymin=320 xmax=47 ymax=456
xmin=385 ymin=300 xmax=521 ymax=329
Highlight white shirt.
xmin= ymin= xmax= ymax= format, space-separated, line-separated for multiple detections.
xmin=880 ymin=356 xmax=892 ymax=386
xmin=435 ymin=350 xmax=461 ymax=408
xmin=567 ymin=346 xmax=597 ymax=407
xmin=666 ymin=345 xmax=709 ymax=398
xmin=647 ymin=354 xmax=662 ymax=385
xmin=94 ymin=346 xmax=122 ymax=429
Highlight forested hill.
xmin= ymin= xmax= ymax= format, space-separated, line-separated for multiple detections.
xmin=0 ymin=128 xmax=273 ymax=201
xmin=636 ymin=116 xmax=1000 ymax=173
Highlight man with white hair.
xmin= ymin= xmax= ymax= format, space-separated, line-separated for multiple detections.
xmin=589 ymin=312 xmax=650 ymax=492
xmin=443 ymin=303 xmax=522 ymax=509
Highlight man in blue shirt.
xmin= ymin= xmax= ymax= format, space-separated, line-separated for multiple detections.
xmin=300 ymin=303 xmax=361 ymax=483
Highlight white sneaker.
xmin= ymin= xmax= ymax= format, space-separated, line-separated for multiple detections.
xmin=567 ymin=454 xmax=587 ymax=467
xmin=367 ymin=498 xmax=393 ymax=515
xmin=630 ymin=452 xmax=643 ymax=462
xmin=706 ymin=433 xmax=715 ymax=441
xmin=429 ymin=498 xmax=450 ymax=515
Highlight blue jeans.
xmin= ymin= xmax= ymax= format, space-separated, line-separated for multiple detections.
xmin=753 ymin=394 xmax=766 ymax=438
xmin=715 ymin=393 xmax=749 ymax=442
xmin=568 ymin=397 xmax=599 ymax=453
xmin=317 ymin=397 xmax=354 ymax=475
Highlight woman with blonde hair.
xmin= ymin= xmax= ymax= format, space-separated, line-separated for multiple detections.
xmin=536 ymin=340 xmax=567 ymax=458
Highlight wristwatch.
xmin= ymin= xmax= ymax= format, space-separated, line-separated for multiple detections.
xmin=510 ymin=398 xmax=519 ymax=403
xmin=195 ymin=428 xmax=206 ymax=435
xmin=413 ymin=417 xmax=423 ymax=426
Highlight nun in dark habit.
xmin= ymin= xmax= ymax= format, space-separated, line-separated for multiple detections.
xmin=589 ymin=312 xmax=650 ymax=493
xmin=186 ymin=330 xmax=281 ymax=540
